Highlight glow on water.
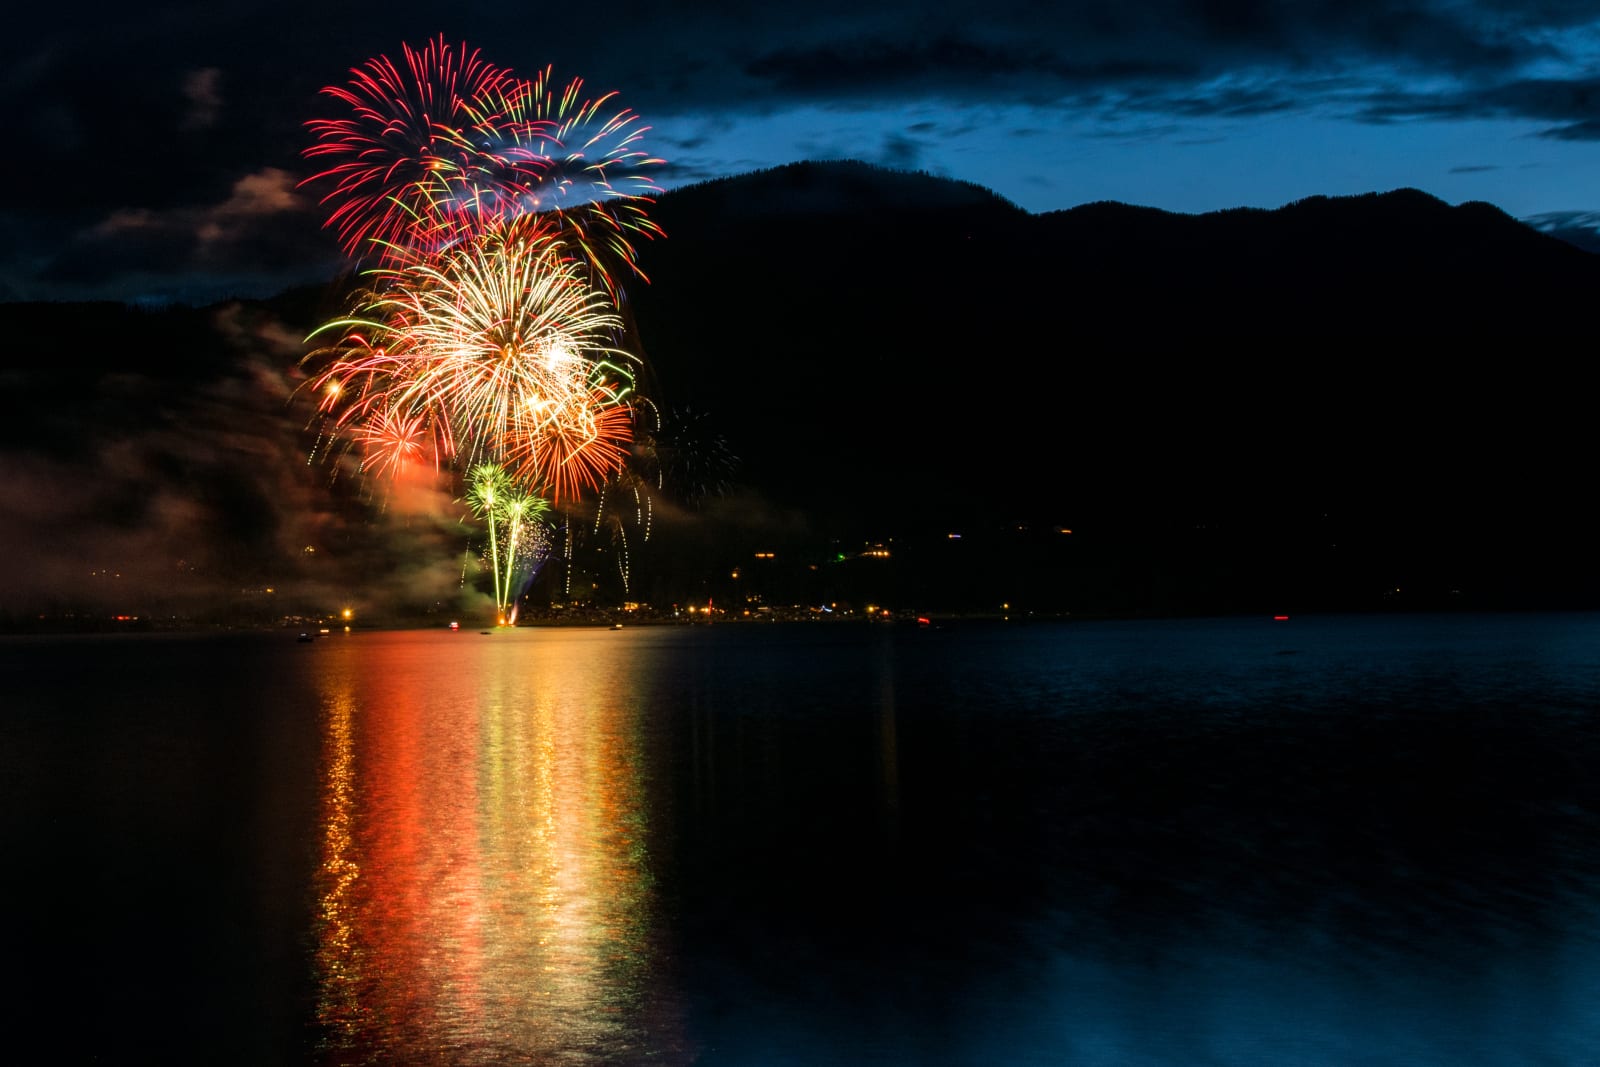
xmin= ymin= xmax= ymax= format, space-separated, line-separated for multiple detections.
xmin=6 ymin=615 xmax=1600 ymax=1065
xmin=309 ymin=629 xmax=686 ymax=1064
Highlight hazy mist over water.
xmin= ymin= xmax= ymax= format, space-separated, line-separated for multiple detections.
xmin=3 ymin=614 xmax=1599 ymax=1064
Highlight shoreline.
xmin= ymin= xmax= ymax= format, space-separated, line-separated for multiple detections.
xmin=6 ymin=602 xmax=1590 ymax=637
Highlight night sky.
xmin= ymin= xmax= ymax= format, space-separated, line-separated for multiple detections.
xmin=6 ymin=1 xmax=1600 ymax=304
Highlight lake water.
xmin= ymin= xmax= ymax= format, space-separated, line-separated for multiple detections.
xmin=3 ymin=613 xmax=1599 ymax=1064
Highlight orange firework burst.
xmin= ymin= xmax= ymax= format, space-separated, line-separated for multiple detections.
xmin=351 ymin=402 xmax=449 ymax=479
xmin=506 ymin=383 xmax=637 ymax=503
xmin=305 ymin=224 xmax=637 ymax=502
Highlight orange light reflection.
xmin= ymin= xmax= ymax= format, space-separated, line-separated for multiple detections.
xmin=311 ymin=631 xmax=685 ymax=1063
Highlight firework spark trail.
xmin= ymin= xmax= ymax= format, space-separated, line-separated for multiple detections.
xmin=464 ymin=463 xmax=553 ymax=620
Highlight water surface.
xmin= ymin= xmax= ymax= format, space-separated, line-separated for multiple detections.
xmin=3 ymin=614 xmax=1598 ymax=1064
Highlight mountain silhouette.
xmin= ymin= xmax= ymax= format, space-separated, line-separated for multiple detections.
xmin=623 ymin=162 xmax=1596 ymax=609
xmin=3 ymin=160 xmax=1595 ymax=617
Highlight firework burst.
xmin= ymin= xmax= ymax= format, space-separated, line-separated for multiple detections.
xmin=350 ymin=402 xmax=444 ymax=479
xmin=634 ymin=405 xmax=740 ymax=508
xmin=305 ymin=41 xmax=663 ymax=289
xmin=508 ymin=384 xmax=637 ymax=504
xmin=482 ymin=65 xmax=665 ymax=293
xmin=303 ymin=36 xmax=546 ymax=257
xmin=305 ymin=225 xmax=637 ymax=501
xmin=303 ymin=41 xmax=664 ymax=622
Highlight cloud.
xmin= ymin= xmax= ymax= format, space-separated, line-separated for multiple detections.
xmin=1521 ymin=209 xmax=1600 ymax=254
xmin=721 ymin=2 xmax=1565 ymax=114
xmin=87 ymin=166 xmax=305 ymax=245
xmin=195 ymin=168 xmax=303 ymax=244
xmin=182 ymin=67 xmax=223 ymax=130
xmin=651 ymin=159 xmax=741 ymax=185
xmin=877 ymin=133 xmax=925 ymax=170
xmin=743 ymin=35 xmax=1116 ymax=99
xmin=38 ymin=167 xmax=334 ymax=302
xmin=212 ymin=302 xmax=313 ymax=367
xmin=1537 ymin=119 xmax=1600 ymax=140
xmin=1355 ymin=72 xmax=1600 ymax=126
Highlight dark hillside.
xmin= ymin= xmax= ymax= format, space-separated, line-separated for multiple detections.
xmin=629 ymin=163 xmax=1599 ymax=609
xmin=4 ymin=162 xmax=1596 ymax=617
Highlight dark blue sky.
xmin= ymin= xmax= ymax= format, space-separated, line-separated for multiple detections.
xmin=5 ymin=0 xmax=1599 ymax=303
